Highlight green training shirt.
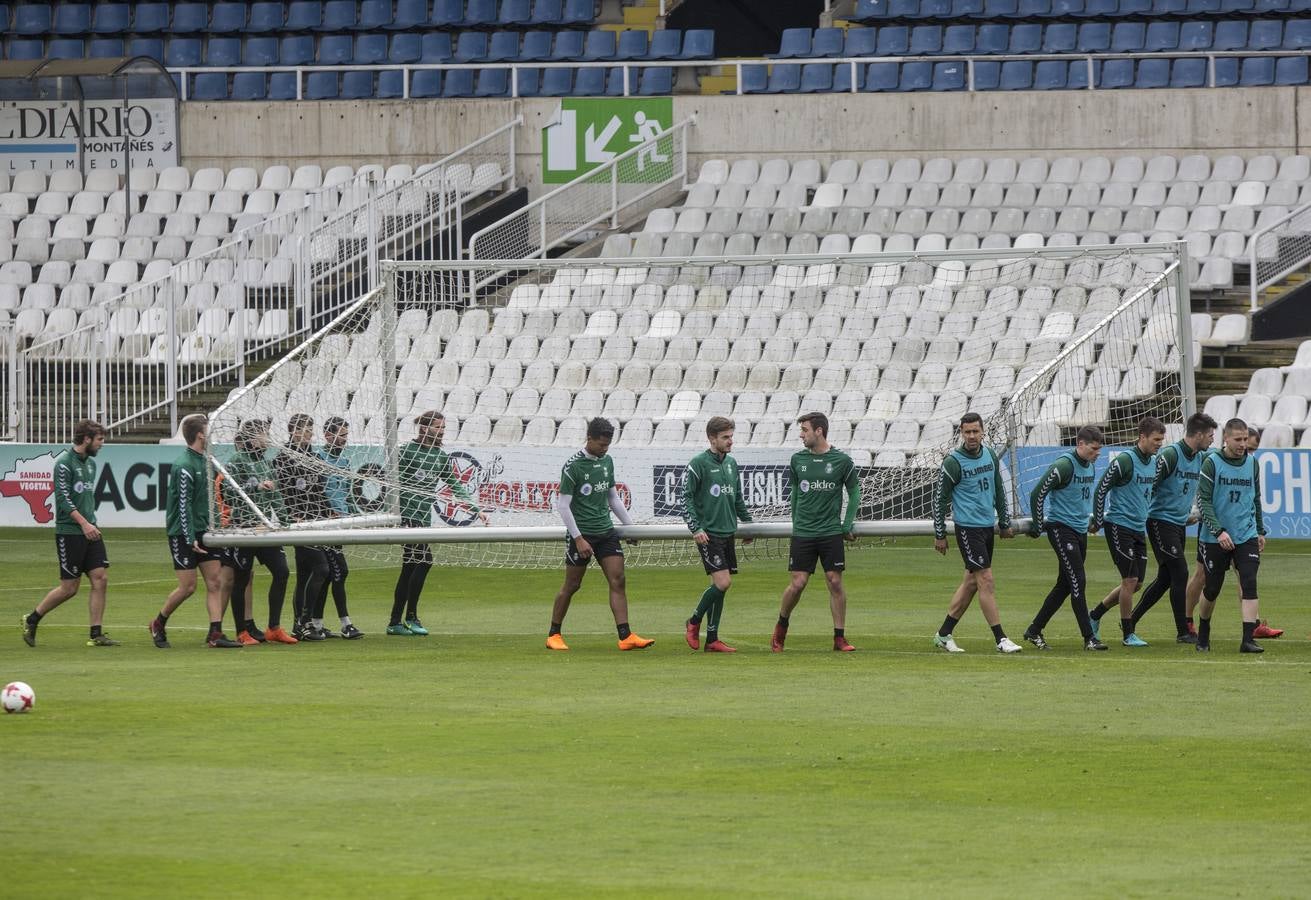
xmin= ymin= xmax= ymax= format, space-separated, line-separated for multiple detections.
xmin=397 ymin=441 xmax=479 ymax=525
xmin=53 ymin=447 xmax=97 ymax=535
xmin=559 ymin=450 xmax=618 ymax=536
xmin=789 ymin=446 xmax=860 ymax=538
xmin=225 ymin=450 xmax=285 ymax=527
xmin=166 ymin=447 xmax=211 ymax=543
xmin=681 ymin=449 xmax=752 ymax=537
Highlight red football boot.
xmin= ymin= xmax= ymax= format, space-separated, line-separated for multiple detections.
xmin=705 ymin=639 xmax=737 ymax=653
xmin=770 ymin=624 xmax=787 ymax=653
xmin=685 ymin=618 xmax=701 ymax=651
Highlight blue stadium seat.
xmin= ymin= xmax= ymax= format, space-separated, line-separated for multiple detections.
xmin=984 ymin=0 xmax=1019 ymax=16
xmin=1034 ymin=59 xmax=1067 ymax=89
xmin=411 ymin=70 xmax=443 ymax=97
xmin=1186 ymin=0 xmax=1222 ymax=12
xmin=1239 ymin=55 xmax=1275 ymax=84
xmin=1254 ymin=0 xmax=1289 ymax=9
xmin=972 ymin=60 xmax=1002 ymax=89
xmin=889 ymin=0 xmax=918 ymax=16
xmin=1213 ymin=21 xmax=1248 ymax=51
xmin=605 ymin=68 xmax=627 ymax=95
xmin=639 ymin=66 xmax=672 ymax=95
xmin=466 ymin=0 xmax=499 ymax=27
xmin=551 ymin=30 xmax=585 ymax=59
xmin=1221 ymin=0 xmax=1254 ymax=9
xmin=1081 ymin=0 xmax=1119 ymax=14
xmin=574 ymin=67 xmax=606 ymax=95
xmin=955 ymin=0 xmax=987 ymax=15
xmin=844 ymin=28 xmax=878 ymax=56
xmin=617 ymin=30 xmax=648 ymax=59
xmin=999 ymin=60 xmax=1033 ymax=90
xmin=678 ymin=30 xmax=714 ymax=59
xmin=281 ymin=36 xmax=316 ymax=66
xmin=377 ymin=70 xmax=406 ymax=98
xmin=812 ymin=28 xmax=845 ymax=57
xmin=1152 ymin=0 xmax=1187 ymax=12
xmin=393 ymin=0 xmax=429 ymax=28
xmin=133 ymin=4 xmax=170 ymax=34
xmin=765 ymin=63 xmax=802 ymax=93
xmin=422 ymin=33 xmax=454 ymax=61
xmin=1051 ymin=0 xmax=1083 ymax=15
xmin=360 ymin=0 xmax=394 ymax=29
xmin=192 ymin=74 xmax=229 ymax=101
xmin=1017 ymin=0 xmax=1051 ymax=16
xmin=771 ymin=28 xmax=812 ymax=59
xmin=246 ymin=37 xmax=279 ymax=67
xmin=207 ymin=38 xmax=243 ymax=67
xmin=540 ymin=67 xmax=573 ymax=96
xmin=1276 ymin=55 xmax=1309 ymax=83
xmin=269 ymin=72 xmax=298 ymax=100
xmin=232 ymin=72 xmax=268 ymax=100
xmin=1248 ymin=20 xmax=1282 ymax=50
xmin=943 ymin=25 xmax=975 ymax=54
xmin=390 ymin=33 xmax=422 ymax=63
xmin=170 ymin=3 xmax=207 ymax=33
xmin=1067 ymin=58 xmax=1094 ymax=88
xmin=53 ymin=4 xmax=91 ymax=35
xmin=530 ymin=0 xmax=565 ymax=25
xmin=46 ymin=40 xmax=85 ymax=60
xmin=92 ymin=3 xmax=131 ymax=34
xmin=1043 ymin=24 xmax=1077 ymax=54
xmin=1286 ymin=20 xmax=1311 ymax=49
xmin=455 ymin=32 xmax=491 ymax=62
xmin=356 ymin=34 xmax=389 ymax=64
xmin=321 ymin=0 xmax=358 ymax=31
xmin=917 ymin=0 xmax=952 ymax=17
xmin=515 ymin=67 xmax=542 ymax=96
xmin=521 ymin=31 xmax=554 ymax=60
xmin=1077 ymin=23 xmax=1111 ymax=52
xmin=248 ymin=2 xmax=285 ymax=33
xmin=1171 ymin=57 xmax=1207 ymax=86
xmin=487 ymin=31 xmax=522 ymax=61
xmin=210 ymin=3 xmax=247 ymax=33
xmin=15 ymin=4 xmax=51 ymax=35
xmin=1111 ymin=22 xmax=1146 ymax=52
xmin=1119 ymin=0 xmax=1151 ymax=10
xmin=89 ymin=38 xmax=125 ymax=58
xmin=341 ymin=71 xmax=374 ymax=99
xmin=584 ymin=30 xmax=618 ymax=60
xmin=1213 ymin=56 xmax=1240 ymax=85
xmin=286 ymin=2 xmax=323 ymax=31
xmin=1144 ymin=22 xmax=1180 ymax=52
xmin=319 ymin=36 xmax=354 ymax=65
xmin=646 ymin=29 xmax=681 ymax=59
xmin=738 ymin=65 xmax=769 ymax=93
xmin=1179 ymin=22 xmax=1214 ymax=52
xmin=1135 ymin=57 xmax=1171 ymax=87
xmin=799 ymin=63 xmax=834 ymax=92
xmin=909 ymin=26 xmax=943 ymax=55
xmin=975 ymin=24 xmax=1009 ymax=53
xmin=932 ymin=61 xmax=965 ymax=89
xmin=166 ymin=39 xmax=204 ymax=68
xmin=7 ymin=39 xmax=44 ymax=60
xmin=833 ymin=61 xmax=866 ymax=91
xmin=865 ymin=62 xmax=900 ymax=91
xmin=855 ymin=0 xmax=890 ymax=19
xmin=877 ymin=26 xmax=910 ymax=55
xmin=477 ymin=68 xmax=511 ymax=96
xmin=306 ymin=71 xmax=340 ymax=100
xmin=127 ymin=38 xmax=165 ymax=62
xmin=500 ymin=0 xmax=534 ymax=25
xmin=1009 ymin=24 xmax=1042 ymax=53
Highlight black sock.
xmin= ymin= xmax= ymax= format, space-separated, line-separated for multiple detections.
xmin=27 ymin=609 xmax=42 ymax=626
xmin=834 ymin=627 xmax=844 ymax=638
xmin=1242 ymin=620 xmax=1257 ymax=642
xmin=1185 ymin=616 xmax=1194 ymax=626
xmin=549 ymin=622 xmax=561 ymax=636
xmin=991 ymin=623 xmax=1005 ymax=641
xmin=1121 ymin=618 xmax=1134 ymax=637
xmin=777 ymin=615 xmax=789 ymax=629
xmin=617 ymin=623 xmax=631 ymax=640
xmin=1198 ymin=617 xmax=1211 ymax=643
xmin=245 ymin=619 xmax=257 ymax=632
xmin=707 ymin=630 xmax=718 ymax=644
xmin=1089 ymin=603 xmax=1105 ymax=621
xmin=157 ymin=611 xmax=170 ymax=624
xmin=938 ymin=614 xmax=959 ymax=637
xmin=688 ymin=614 xmax=701 ymax=625
xmin=209 ymin=620 xmax=222 ymax=635
xmin=90 ymin=624 xmax=102 ymax=638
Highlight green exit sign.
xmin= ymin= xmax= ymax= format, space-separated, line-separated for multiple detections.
xmin=542 ymin=97 xmax=674 ymax=184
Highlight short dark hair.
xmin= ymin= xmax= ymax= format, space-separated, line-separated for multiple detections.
xmin=1138 ymin=415 xmax=1165 ymax=436
xmin=181 ymin=414 xmax=207 ymax=446
xmin=415 ymin=410 xmax=444 ymax=430
xmin=235 ymin=419 xmax=266 ymax=453
xmin=705 ymin=416 xmax=735 ymax=438
xmin=1247 ymin=425 xmax=1261 ymax=438
xmin=959 ymin=412 xmax=983 ymax=428
xmin=587 ymin=417 xmax=615 ymax=440
xmin=324 ymin=416 xmax=349 ymax=434
xmin=288 ymin=413 xmax=314 ymax=434
xmin=1076 ymin=425 xmax=1104 ymax=445
xmin=1224 ymin=417 xmax=1248 ymax=435
xmin=1185 ymin=412 xmax=1218 ymax=437
xmin=72 ymin=418 xmax=105 ymax=445
xmin=797 ymin=411 xmax=829 ymax=438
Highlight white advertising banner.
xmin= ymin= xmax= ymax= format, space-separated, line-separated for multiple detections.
xmin=0 ymin=98 xmax=178 ymax=174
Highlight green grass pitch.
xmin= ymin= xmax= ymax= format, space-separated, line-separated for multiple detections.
xmin=3 ymin=526 xmax=1310 ymax=898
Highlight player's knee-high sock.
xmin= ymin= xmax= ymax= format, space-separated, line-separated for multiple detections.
xmin=690 ymin=584 xmax=721 ymax=624
xmin=1166 ymin=576 xmax=1189 ymax=636
xmin=390 ymin=565 xmax=413 ymax=626
xmin=706 ymin=586 xmax=726 ymax=641
xmin=266 ymin=559 xmax=289 ymax=628
xmin=231 ymin=568 xmax=251 ymax=633
xmin=331 ymin=579 xmax=349 ymax=618
xmin=405 ymin=563 xmax=431 ymax=619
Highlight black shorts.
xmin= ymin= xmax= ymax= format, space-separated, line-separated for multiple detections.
xmin=954 ymin=526 xmax=994 ymax=573
xmin=1104 ymin=522 xmax=1148 ymax=582
xmin=698 ymin=534 xmax=739 ymax=575
xmin=55 ymin=533 xmax=109 ymax=581
xmin=788 ymin=534 xmax=846 ymax=574
xmin=169 ymin=535 xmax=223 ymax=570
xmin=1199 ymin=538 xmax=1261 ymax=585
xmin=324 ymin=545 xmax=349 ymax=582
xmin=226 ymin=545 xmax=287 ymax=575
xmin=401 ymin=518 xmax=432 ymax=566
xmin=1146 ymin=518 xmax=1187 ymax=561
xmin=565 ymin=530 xmax=624 ymax=568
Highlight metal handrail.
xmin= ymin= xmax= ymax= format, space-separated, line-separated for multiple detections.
xmin=1247 ymin=198 xmax=1311 ymax=310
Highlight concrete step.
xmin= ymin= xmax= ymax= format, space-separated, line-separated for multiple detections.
xmin=623 ymin=5 xmax=659 ymax=27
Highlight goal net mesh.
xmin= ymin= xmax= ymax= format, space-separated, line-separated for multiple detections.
xmin=206 ymin=246 xmax=1190 ymax=568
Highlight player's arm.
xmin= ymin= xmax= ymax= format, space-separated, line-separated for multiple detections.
xmin=54 ymin=459 xmax=97 ymax=538
xmin=932 ymin=455 xmax=961 ymax=547
xmin=1153 ymin=444 xmax=1178 ymax=486
xmin=1253 ymin=463 xmax=1267 ymax=548
xmin=1028 ymin=456 xmax=1072 ymax=535
xmin=608 ymin=487 xmax=635 ymax=544
xmin=436 ymin=455 xmax=488 ymax=525
xmin=991 ymin=452 xmax=1012 ymax=536
xmin=679 ymin=461 xmax=703 ymax=536
xmin=841 ymin=457 xmax=860 ymax=540
xmin=1091 ymin=454 xmax=1130 ymax=532
xmin=1196 ymin=455 xmax=1225 ymax=545
xmin=177 ymin=466 xmax=197 ymax=547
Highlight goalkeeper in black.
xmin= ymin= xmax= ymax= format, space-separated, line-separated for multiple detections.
xmin=681 ymin=416 xmax=753 ymax=653
xmin=274 ymin=413 xmax=331 ymax=641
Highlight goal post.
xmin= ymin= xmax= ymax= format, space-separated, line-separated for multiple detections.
xmin=203 ymin=243 xmax=1193 ymax=567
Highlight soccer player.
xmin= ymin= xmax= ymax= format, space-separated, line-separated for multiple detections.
xmin=223 ymin=418 xmax=296 ymax=644
xmin=546 ymin=417 xmax=653 ymax=652
xmin=931 ymin=412 xmax=1022 ymax=654
xmin=274 ymin=413 xmax=332 ymax=641
xmin=681 ymin=416 xmax=753 ymax=654
xmin=771 ymin=412 xmax=861 ymax=653
xmin=21 ymin=419 xmax=118 ymax=648
xmin=149 ymin=414 xmax=240 ymax=648
xmin=315 ymin=416 xmax=362 ymax=639
xmin=1126 ymin=412 xmax=1217 ymax=642
xmin=1023 ymin=426 xmax=1105 ymax=651
xmin=390 ymin=410 xmax=488 ymax=636
xmin=1087 ymin=416 xmax=1166 ymax=648
xmin=1195 ymin=417 xmax=1268 ymax=653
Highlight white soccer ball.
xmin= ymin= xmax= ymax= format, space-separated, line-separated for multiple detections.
xmin=2 ymin=681 xmax=35 ymax=714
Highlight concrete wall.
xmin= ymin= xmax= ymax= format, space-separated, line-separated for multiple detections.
xmin=180 ymin=88 xmax=1311 ymax=186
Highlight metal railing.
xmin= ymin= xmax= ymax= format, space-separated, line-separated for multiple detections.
xmin=167 ymin=49 xmax=1311 ymax=99
xmin=466 ymin=116 xmax=692 ymax=300
xmin=1248 ymin=199 xmax=1311 ymax=310
xmin=15 ymin=118 xmax=521 ymax=443
xmin=1 ymin=322 xmax=16 ymax=440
